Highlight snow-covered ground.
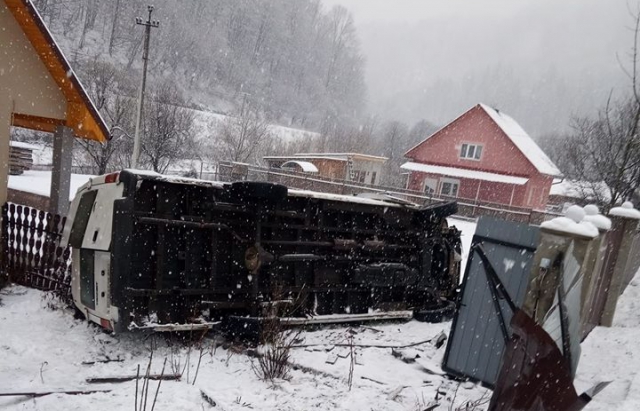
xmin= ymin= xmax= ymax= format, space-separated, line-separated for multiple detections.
xmin=575 ymin=274 xmax=640 ymax=410
xmin=4 ymin=210 xmax=637 ymax=410
xmin=0 ymin=288 xmax=490 ymax=411
xmin=0 ymin=217 xmax=483 ymax=411
xmin=192 ymin=109 xmax=320 ymax=145
xmin=7 ymin=170 xmax=94 ymax=201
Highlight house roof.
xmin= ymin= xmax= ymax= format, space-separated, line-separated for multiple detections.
xmin=294 ymin=153 xmax=388 ymax=162
xmin=265 ymin=153 xmax=388 ymax=163
xmin=478 ymin=104 xmax=561 ymax=177
xmin=281 ymin=160 xmax=319 ymax=173
xmin=401 ymin=162 xmax=529 ymax=185
xmin=4 ymin=0 xmax=109 ymax=142
xmin=404 ymin=103 xmax=562 ymax=178
xmin=264 ymin=155 xmax=348 ymax=163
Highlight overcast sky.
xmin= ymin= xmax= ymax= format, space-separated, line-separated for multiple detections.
xmin=323 ymin=0 xmax=632 ymax=136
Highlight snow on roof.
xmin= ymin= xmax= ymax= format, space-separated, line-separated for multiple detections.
xmin=295 ymin=153 xmax=388 ymax=162
xmin=400 ymin=162 xmax=529 ymax=185
xmin=281 ymin=160 xmax=319 ymax=173
xmin=479 ymin=104 xmax=562 ymax=177
xmin=264 ymin=155 xmax=348 ymax=162
xmin=9 ymin=141 xmax=40 ymax=150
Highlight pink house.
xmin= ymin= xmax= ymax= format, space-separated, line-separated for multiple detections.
xmin=403 ymin=103 xmax=562 ymax=210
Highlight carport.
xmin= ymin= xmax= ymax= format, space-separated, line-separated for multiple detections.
xmin=0 ymin=0 xmax=109 ymax=217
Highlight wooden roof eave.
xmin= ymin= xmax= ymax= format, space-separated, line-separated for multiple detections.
xmin=5 ymin=0 xmax=110 ymax=143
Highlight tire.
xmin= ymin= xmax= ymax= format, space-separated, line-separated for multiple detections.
xmin=414 ymin=300 xmax=456 ymax=323
xmin=229 ymin=182 xmax=288 ymax=204
xmin=73 ymin=306 xmax=87 ymax=320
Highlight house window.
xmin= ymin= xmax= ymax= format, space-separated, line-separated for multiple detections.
xmin=528 ymin=187 xmax=537 ymax=206
xmin=371 ymin=171 xmax=377 ymax=185
xmin=424 ymin=178 xmax=438 ymax=195
xmin=460 ymin=143 xmax=483 ymax=160
xmin=440 ymin=178 xmax=460 ymax=197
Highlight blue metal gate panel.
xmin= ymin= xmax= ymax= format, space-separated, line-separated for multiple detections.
xmin=442 ymin=216 xmax=539 ymax=387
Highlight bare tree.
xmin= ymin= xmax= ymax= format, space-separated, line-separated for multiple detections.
xmin=564 ymin=98 xmax=640 ymax=207
xmin=562 ymin=8 xmax=640 ymax=208
xmin=75 ymin=60 xmax=135 ymax=174
xmin=324 ymin=6 xmax=356 ymax=90
xmin=536 ymin=131 xmax=571 ymax=173
xmin=79 ymin=0 xmax=98 ymax=49
xmin=30 ymin=0 xmax=367 ymax=134
xmin=377 ymin=120 xmax=409 ymax=187
xmin=140 ymin=85 xmax=196 ymax=173
xmin=108 ymin=0 xmax=121 ymax=55
xmin=408 ymin=119 xmax=438 ymax=147
xmin=217 ymin=102 xmax=272 ymax=163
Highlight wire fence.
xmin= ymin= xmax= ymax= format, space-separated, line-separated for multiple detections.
xmin=27 ymin=160 xmax=562 ymax=224
xmin=217 ymin=162 xmax=560 ymax=224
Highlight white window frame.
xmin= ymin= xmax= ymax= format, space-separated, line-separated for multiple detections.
xmin=527 ymin=187 xmax=537 ymax=206
xmin=423 ymin=178 xmax=438 ymax=195
xmin=439 ymin=178 xmax=460 ymax=197
xmin=460 ymin=143 xmax=483 ymax=160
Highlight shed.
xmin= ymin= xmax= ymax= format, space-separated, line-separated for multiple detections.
xmin=264 ymin=153 xmax=387 ymax=185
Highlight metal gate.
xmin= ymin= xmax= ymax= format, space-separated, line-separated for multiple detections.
xmin=442 ymin=216 xmax=539 ymax=387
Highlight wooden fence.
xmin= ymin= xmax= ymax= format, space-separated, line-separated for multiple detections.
xmin=1 ymin=203 xmax=71 ymax=294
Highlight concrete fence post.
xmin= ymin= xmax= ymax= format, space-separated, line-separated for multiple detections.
xmin=522 ymin=205 xmax=599 ymax=326
xmin=50 ymin=125 xmax=74 ymax=216
xmin=579 ymin=205 xmax=612 ymax=338
xmin=600 ymin=202 xmax=640 ymax=326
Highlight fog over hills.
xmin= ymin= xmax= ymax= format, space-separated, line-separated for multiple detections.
xmin=325 ymin=0 xmax=631 ymax=136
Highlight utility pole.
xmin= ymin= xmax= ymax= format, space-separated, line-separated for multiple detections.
xmin=131 ymin=5 xmax=159 ymax=169
xmin=108 ymin=0 xmax=121 ymax=55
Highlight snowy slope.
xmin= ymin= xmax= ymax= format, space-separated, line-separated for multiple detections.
xmin=190 ymin=108 xmax=320 ymax=145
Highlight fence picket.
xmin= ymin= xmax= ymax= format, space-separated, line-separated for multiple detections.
xmin=1 ymin=203 xmax=71 ymax=295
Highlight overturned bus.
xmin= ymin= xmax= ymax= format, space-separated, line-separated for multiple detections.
xmin=61 ymin=170 xmax=461 ymax=332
